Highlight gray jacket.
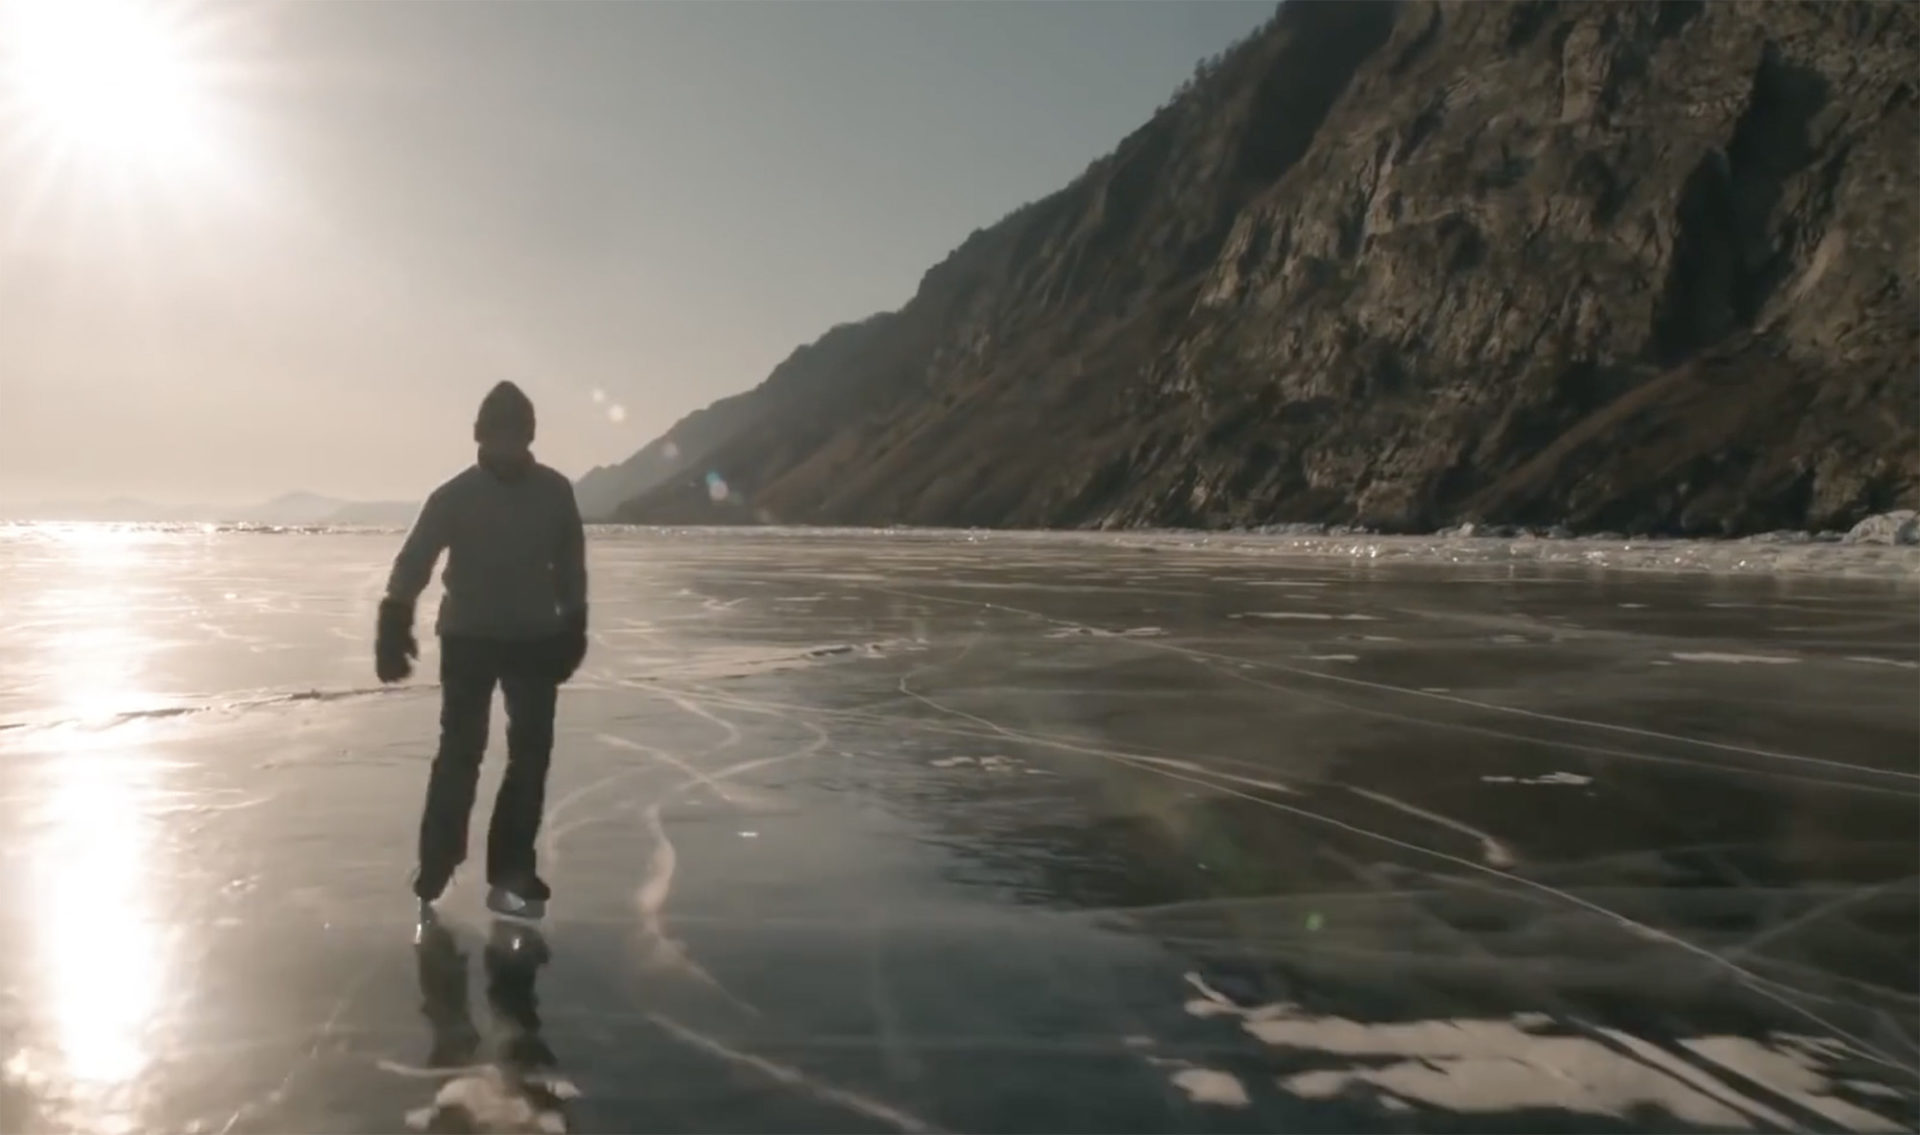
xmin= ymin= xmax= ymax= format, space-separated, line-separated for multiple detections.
xmin=385 ymin=463 xmax=587 ymax=639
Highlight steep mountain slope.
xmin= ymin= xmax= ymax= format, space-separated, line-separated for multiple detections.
xmin=612 ymin=0 xmax=1918 ymax=535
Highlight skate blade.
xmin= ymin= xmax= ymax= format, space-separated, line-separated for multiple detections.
xmin=485 ymin=891 xmax=546 ymax=923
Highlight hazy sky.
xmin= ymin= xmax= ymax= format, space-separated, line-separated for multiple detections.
xmin=0 ymin=1 xmax=1274 ymax=506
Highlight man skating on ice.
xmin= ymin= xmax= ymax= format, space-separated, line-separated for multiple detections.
xmin=376 ymin=381 xmax=588 ymax=920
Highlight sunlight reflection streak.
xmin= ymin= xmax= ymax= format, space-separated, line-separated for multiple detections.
xmin=18 ymin=531 xmax=173 ymax=1134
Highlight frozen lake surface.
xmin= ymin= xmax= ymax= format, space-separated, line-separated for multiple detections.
xmin=1 ymin=525 xmax=1916 ymax=1133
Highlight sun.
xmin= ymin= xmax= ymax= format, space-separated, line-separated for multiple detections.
xmin=1 ymin=0 xmax=229 ymax=182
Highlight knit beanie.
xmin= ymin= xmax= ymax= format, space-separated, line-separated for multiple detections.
xmin=476 ymin=381 xmax=536 ymax=439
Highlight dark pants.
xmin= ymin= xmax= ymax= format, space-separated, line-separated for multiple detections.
xmin=417 ymin=635 xmax=558 ymax=888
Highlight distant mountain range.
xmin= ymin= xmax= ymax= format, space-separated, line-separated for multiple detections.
xmin=588 ymin=0 xmax=1917 ymax=536
xmin=3 ymin=492 xmax=419 ymax=528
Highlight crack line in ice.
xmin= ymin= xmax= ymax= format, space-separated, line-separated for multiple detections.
xmin=1725 ymin=878 xmax=1919 ymax=962
xmin=1682 ymin=1036 xmax=1909 ymax=1132
xmin=897 ymin=671 xmax=1298 ymax=796
xmin=626 ymin=680 xmax=1902 ymax=1045
xmin=1198 ymin=653 xmax=1916 ymax=793
xmin=227 ymin=961 xmax=384 ymax=1134
xmin=1018 ymin=724 xmax=1913 ymax=1072
xmin=644 ymin=677 xmax=1914 ymax=809
xmin=645 ymin=686 xmax=746 ymax=754
xmin=1185 ymin=976 xmax=1907 ymax=1128
xmin=875 ymin=588 xmax=1919 ymax=786
xmin=539 ymin=762 xmax=666 ymax=852
xmin=647 ymin=1012 xmax=939 ymax=1133
xmin=618 ymin=712 xmax=832 ymax=1015
xmin=0 ymin=684 xmax=422 ymax=735
xmin=1588 ymin=1027 xmax=1797 ymax=1129
xmin=1344 ymin=786 xmax=1516 ymax=869
xmin=589 ymin=739 xmax=764 ymax=1016
xmin=599 ymin=732 xmax=746 ymax=807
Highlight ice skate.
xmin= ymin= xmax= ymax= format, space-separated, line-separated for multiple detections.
xmin=486 ymin=874 xmax=551 ymax=922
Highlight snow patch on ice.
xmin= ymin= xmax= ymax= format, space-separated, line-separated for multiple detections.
xmin=1235 ymin=612 xmax=1381 ymax=622
xmin=1481 ymin=772 xmax=1593 ymax=787
xmin=1307 ymin=654 xmax=1360 ymax=663
xmin=1043 ymin=625 xmax=1167 ymax=639
xmin=1682 ymin=1036 xmax=1905 ymax=1133
xmin=1846 ymin=656 xmax=1920 ymax=670
xmin=1176 ymin=973 xmax=1902 ymax=1131
xmin=929 ymin=754 xmax=1024 ymax=773
xmin=1169 ymin=1067 xmax=1251 ymax=1108
xmin=1142 ymin=1048 xmax=1252 ymax=1107
xmin=1671 ymin=652 xmax=1800 ymax=666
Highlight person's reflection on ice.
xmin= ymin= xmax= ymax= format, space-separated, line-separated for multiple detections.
xmin=407 ymin=914 xmax=577 ymax=1133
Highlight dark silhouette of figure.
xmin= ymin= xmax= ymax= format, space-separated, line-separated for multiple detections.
xmin=378 ymin=381 xmax=589 ymax=920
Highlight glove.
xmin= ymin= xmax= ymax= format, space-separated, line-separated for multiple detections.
xmin=554 ymin=606 xmax=588 ymax=685
xmin=376 ymin=599 xmax=419 ymax=684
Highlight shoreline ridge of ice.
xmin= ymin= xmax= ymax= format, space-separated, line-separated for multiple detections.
xmin=6 ymin=520 xmax=1917 ymax=579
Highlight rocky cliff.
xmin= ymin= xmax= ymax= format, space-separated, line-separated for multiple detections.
xmin=607 ymin=0 xmax=1918 ymax=535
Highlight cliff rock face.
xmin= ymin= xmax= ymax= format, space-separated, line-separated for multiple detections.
xmin=610 ymin=1 xmax=1918 ymax=535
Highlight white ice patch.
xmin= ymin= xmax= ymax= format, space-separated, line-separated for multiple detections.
xmin=1671 ymin=652 xmax=1800 ymax=665
xmin=929 ymin=754 xmax=1024 ymax=773
xmin=1481 ymin=772 xmax=1593 ymax=787
xmin=1170 ymin=1067 xmax=1251 ymax=1107
xmin=1682 ymin=1036 xmax=1905 ymax=1133
xmin=1307 ymin=654 xmax=1360 ymax=662
xmin=1177 ymin=973 xmax=1902 ymax=1130
xmin=1235 ymin=612 xmax=1381 ymax=621
xmin=1044 ymin=625 xmax=1165 ymax=639
xmin=1845 ymin=656 xmax=1920 ymax=670
xmin=1144 ymin=1050 xmax=1252 ymax=1108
